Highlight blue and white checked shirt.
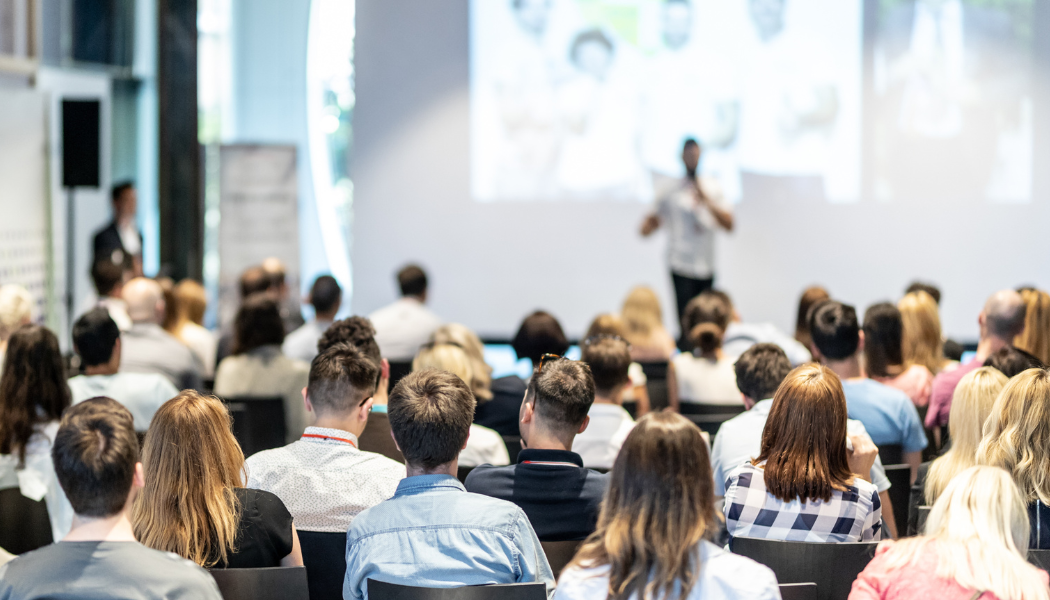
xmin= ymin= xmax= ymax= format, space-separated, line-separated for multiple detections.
xmin=724 ymin=462 xmax=882 ymax=542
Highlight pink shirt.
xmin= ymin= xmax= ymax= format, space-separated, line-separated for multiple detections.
xmin=927 ymin=359 xmax=981 ymax=428
xmin=874 ymin=365 xmax=934 ymax=408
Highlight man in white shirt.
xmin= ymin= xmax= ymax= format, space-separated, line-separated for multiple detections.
xmin=368 ymin=265 xmax=442 ymax=361
xmin=640 ymin=139 xmax=734 ymax=328
xmin=68 ymin=308 xmax=178 ymax=433
xmin=246 ymin=343 xmax=405 ymax=533
xmin=283 ymin=275 xmax=342 ymax=364
xmin=574 ymin=336 xmax=635 ymax=470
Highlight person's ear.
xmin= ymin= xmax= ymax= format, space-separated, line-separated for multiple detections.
xmin=358 ymin=397 xmax=374 ymax=422
xmin=577 ymin=415 xmax=590 ymax=435
xmin=302 ymin=387 xmax=313 ymax=413
xmin=389 ymin=429 xmax=401 ymax=452
xmin=381 ymin=358 xmax=390 ymax=381
xmin=856 ymin=330 xmax=866 ymax=354
xmin=742 ymin=394 xmax=756 ymax=410
xmin=133 ymin=462 xmax=145 ymax=488
xmin=461 ymin=427 xmax=470 ymax=451
xmin=520 ymin=400 xmax=535 ymax=425
xmin=111 ymin=338 xmax=123 ymax=365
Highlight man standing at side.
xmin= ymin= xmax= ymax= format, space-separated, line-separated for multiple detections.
xmin=120 ymin=278 xmax=203 ymax=391
xmin=283 ymin=275 xmax=343 ymax=364
xmin=368 ymin=265 xmax=442 ymax=362
xmin=92 ymin=182 xmax=143 ymax=276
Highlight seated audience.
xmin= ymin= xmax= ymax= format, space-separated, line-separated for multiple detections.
xmin=283 ymin=274 xmax=342 ymax=364
xmin=555 ymin=412 xmax=780 ymax=600
xmin=585 ymin=315 xmax=650 ymax=415
xmin=262 ymin=257 xmax=305 ymax=333
xmin=342 ymin=370 xmax=554 ymax=599
xmin=712 ymin=344 xmax=896 ymax=537
xmin=976 ymin=368 xmax=1050 ymax=549
xmin=984 ymin=346 xmax=1046 ymax=378
xmin=0 ymin=398 xmax=222 ymax=600
xmin=120 ymin=277 xmax=203 ymax=391
xmin=907 ymin=367 xmax=1006 ymax=536
xmin=672 ymin=292 xmax=742 ymax=405
xmin=810 ymin=301 xmax=927 ymax=478
xmin=620 ymin=286 xmax=677 ymax=361
xmin=573 ymin=336 xmax=636 ymax=470
xmin=368 ymin=264 xmax=442 ymax=362
xmin=0 ymin=325 xmax=73 ymax=540
xmin=215 ymin=264 xmax=274 ymax=366
xmin=246 ymin=344 xmax=404 ymax=533
xmin=168 ymin=279 xmax=217 ymax=379
xmin=928 ymin=289 xmax=1026 ymax=428
xmin=724 ymin=364 xmax=882 ymax=542
xmin=863 ymin=302 xmax=933 ymax=407
xmin=717 ymin=289 xmax=812 ymax=366
xmin=467 ymin=355 xmax=606 ymax=540
xmin=134 ymin=391 xmax=303 ymax=567
xmin=1014 ymin=287 xmax=1050 ymax=365
xmin=214 ymin=295 xmax=311 ymax=444
xmin=851 ymin=466 xmax=1049 ymax=600
xmin=794 ymin=285 xmax=829 ymax=351
xmin=411 ymin=343 xmax=508 ymax=467
xmin=68 ymin=309 xmax=177 ymax=432
xmin=89 ymin=259 xmax=132 ymax=331
xmin=0 ymin=284 xmax=34 ymax=366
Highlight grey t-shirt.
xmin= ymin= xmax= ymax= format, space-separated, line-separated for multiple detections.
xmin=0 ymin=541 xmax=222 ymax=600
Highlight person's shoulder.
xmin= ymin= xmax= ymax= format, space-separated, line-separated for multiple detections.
xmin=245 ymin=443 xmax=295 ymax=473
xmin=698 ymin=541 xmax=780 ymax=598
xmin=463 ymin=463 xmax=515 ymax=493
xmin=238 ymin=487 xmax=292 ymax=521
xmin=356 ymin=450 xmax=408 ymax=479
xmin=554 ymin=562 xmax=612 ymax=600
xmin=120 ymin=371 xmax=179 ymax=392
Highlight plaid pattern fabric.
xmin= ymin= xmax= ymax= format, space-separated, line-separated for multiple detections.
xmin=724 ymin=462 xmax=882 ymax=542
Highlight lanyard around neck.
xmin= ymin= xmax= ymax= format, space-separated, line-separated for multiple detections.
xmin=301 ymin=433 xmax=357 ymax=448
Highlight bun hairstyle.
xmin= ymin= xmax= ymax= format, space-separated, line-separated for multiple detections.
xmin=682 ymin=292 xmax=731 ymax=356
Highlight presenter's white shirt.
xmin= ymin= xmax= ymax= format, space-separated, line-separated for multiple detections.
xmin=572 ymin=403 xmax=635 ymax=470
xmin=369 ymin=298 xmax=442 ymax=362
xmin=656 ymin=176 xmax=729 ymax=279
xmin=672 ymin=352 xmax=743 ymax=405
xmin=68 ymin=372 xmax=179 ymax=432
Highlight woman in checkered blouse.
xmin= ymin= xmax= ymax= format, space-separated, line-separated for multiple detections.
xmin=723 ymin=364 xmax=884 ymax=542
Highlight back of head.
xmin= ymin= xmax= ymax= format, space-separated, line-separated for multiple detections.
xmin=862 ymin=302 xmax=905 ymax=378
xmin=413 ymin=343 xmax=475 ymax=388
xmin=734 ymin=343 xmax=791 ymax=402
xmin=571 ymin=412 xmax=714 ymax=600
xmin=309 ymin=275 xmax=342 ymax=316
xmin=91 ymin=260 xmax=125 ymax=298
xmin=308 ymin=344 xmax=379 ymax=416
xmin=157 ymin=277 xmax=178 ymax=331
xmin=388 ymin=369 xmax=476 ymax=470
xmin=581 ymin=337 xmax=631 ymax=397
xmin=585 ymin=313 xmax=627 ymax=340
xmin=757 ymin=364 xmax=852 ymax=502
xmin=123 ymin=277 xmax=164 ymax=324
xmin=73 ymin=308 xmax=121 ymax=367
xmin=397 ymin=264 xmax=428 ymax=298
xmin=1014 ymin=289 xmax=1050 ymax=365
xmin=621 ymin=286 xmax=663 ymax=339
xmin=984 ymin=347 xmax=1046 ymax=378
xmin=526 ymin=358 xmax=595 ymax=436
xmin=317 ymin=316 xmax=381 ymax=366
xmin=905 ymin=281 xmax=941 ymax=305
xmin=173 ymin=279 xmax=207 ymax=326
xmin=795 ymin=286 xmax=830 ymax=347
xmin=0 ymin=325 xmax=70 ymax=463
xmin=0 ymin=284 xmax=34 ymax=341
xmin=239 ymin=265 xmax=271 ymax=298
xmin=232 ymin=295 xmax=285 ymax=355
xmin=52 ymin=397 xmax=138 ymax=517
xmin=683 ymin=291 xmax=731 ymax=355
xmin=809 ymin=300 xmax=859 ymax=361
xmin=134 ymin=390 xmax=243 ymax=566
xmin=984 ymin=290 xmax=1027 ymax=342
xmin=262 ymin=258 xmax=287 ymax=289
xmin=512 ymin=310 xmax=569 ymax=365
xmin=898 ymin=291 xmax=945 ymax=373
xmin=430 ymin=324 xmax=493 ymax=401
xmin=976 ymin=368 xmax=1050 ymax=505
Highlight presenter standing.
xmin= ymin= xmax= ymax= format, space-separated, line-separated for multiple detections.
xmin=640 ymin=139 xmax=734 ymax=332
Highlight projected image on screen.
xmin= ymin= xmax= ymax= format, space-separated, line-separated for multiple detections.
xmin=470 ymin=0 xmax=863 ymax=204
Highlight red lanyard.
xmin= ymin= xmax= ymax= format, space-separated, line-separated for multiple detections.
xmin=301 ymin=433 xmax=358 ymax=448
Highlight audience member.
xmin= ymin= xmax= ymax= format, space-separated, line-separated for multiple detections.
xmin=134 ymin=391 xmax=303 ymax=567
xmin=68 ymin=309 xmax=177 ymax=432
xmin=246 ymin=344 xmax=404 ymax=533
xmin=512 ymin=310 xmax=570 ymax=368
xmin=898 ymin=291 xmax=952 ymax=375
xmin=89 ymin=259 xmax=132 ymax=331
xmin=810 ymin=301 xmax=927 ymax=478
xmin=976 ymin=368 xmax=1050 ymax=549
xmin=262 ymin=257 xmax=305 ymax=333
xmin=120 ymin=277 xmax=203 ymax=391
xmin=0 ymin=398 xmax=222 ymax=600
xmin=556 ymin=412 xmax=780 ymax=600
xmin=863 ymin=302 xmax=933 ymax=407
xmin=0 ymin=325 xmax=73 ymax=540
xmin=904 ymin=282 xmax=940 ymax=304
xmin=411 ymin=343 xmax=508 ymax=467
xmin=984 ymin=346 xmax=1046 ymax=378
xmin=718 ymin=289 xmax=812 ymax=366
xmin=369 ymin=264 xmax=442 ymax=362
xmin=168 ymin=279 xmax=217 ymax=379
xmin=794 ymin=285 xmax=829 ymax=351
xmin=903 ymin=283 xmax=966 ymax=362
xmin=584 ymin=315 xmax=650 ymax=413
xmin=214 ymin=264 xmax=275 ymax=365
xmin=620 ymin=286 xmax=677 ymax=361
xmin=343 ymin=370 xmax=554 ymax=599
xmin=157 ymin=277 xmax=179 ymax=333
xmin=92 ymin=181 xmax=142 ymax=276
xmin=673 ymin=292 xmax=742 ymax=405
xmin=851 ymin=466 xmax=1049 ymax=600
xmin=574 ymin=336 xmax=636 ymax=469
xmin=283 ymin=275 xmax=342 ymax=364
xmin=723 ymin=364 xmax=882 ymax=542
xmin=928 ymin=289 xmax=1026 ymax=428
xmin=214 ymin=295 xmax=311 ymax=444
xmin=0 ymin=284 xmax=34 ymax=367
xmin=1015 ymin=288 xmax=1050 ymax=365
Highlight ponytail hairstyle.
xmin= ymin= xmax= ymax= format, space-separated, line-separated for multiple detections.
xmin=682 ymin=292 xmax=731 ymax=357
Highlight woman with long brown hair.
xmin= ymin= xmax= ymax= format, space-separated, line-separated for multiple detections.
xmin=133 ymin=391 xmax=302 ymax=568
xmin=723 ymin=364 xmax=882 ymax=542
xmin=863 ymin=302 xmax=933 ymax=407
xmin=555 ymin=412 xmax=779 ymax=600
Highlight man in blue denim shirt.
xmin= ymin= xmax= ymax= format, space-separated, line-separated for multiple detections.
xmin=343 ymin=369 xmax=554 ymax=600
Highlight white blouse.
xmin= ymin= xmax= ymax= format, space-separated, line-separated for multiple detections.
xmin=0 ymin=421 xmax=74 ymax=541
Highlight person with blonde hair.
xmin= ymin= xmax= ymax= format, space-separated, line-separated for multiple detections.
xmin=555 ymin=412 xmax=780 ymax=600
xmin=133 ymin=391 xmax=303 ymax=568
xmin=168 ymin=279 xmax=218 ymax=378
xmin=1015 ymin=288 xmax=1050 ymax=365
xmin=977 ymin=368 xmax=1050 ymax=549
xmin=898 ymin=291 xmax=951 ymax=376
xmin=0 ymin=284 xmax=34 ymax=366
xmin=620 ymin=286 xmax=676 ymax=361
xmin=851 ymin=466 xmax=1050 ymax=600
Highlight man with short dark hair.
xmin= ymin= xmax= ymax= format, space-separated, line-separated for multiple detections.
xmin=572 ymin=337 xmax=635 ymax=469
xmin=466 ymin=357 xmax=607 ymax=541
xmin=0 ymin=398 xmax=221 ymax=599
xmin=283 ymin=275 xmax=343 ymax=363
xmin=343 ymin=370 xmax=553 ymax=600
xmin=368 ymin=264 xmax=442 ymax=361
xmin=90 ymin=259 xmax=132 ymax=331
xmin=68 ymin=308 xmax=178 ymax=432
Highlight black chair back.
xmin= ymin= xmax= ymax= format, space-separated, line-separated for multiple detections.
xmin=298 ymin=531 xmax=348 ymax=600
xmin=502 ymin=435 xmax=523 ymax=464
xmin=0 ymin=488 xmax=53 ymax=554
xmin=637 ymin=361 xmax=670 ymax=411
xmin=678 ymin=403 xmax=746 ymax=436
xmin=1029 ymin=549 xmax=1050 ymax=571
xmin=778 ymin=583 xmax=818 ymax=600
xmin=457 ymin=466 xmax=475 ymax=484
xmin=387 ymin=362 xmax=414 ymax=391
xmin=916 ymin=506 xmax=931 ymax=535
xmin=223 ymin=396 xmax=286 ymax=457
xmin=209 ymin=566 xmax=309 ymax=600
xmin=877 ymin=444 xmax=903 ymax=466
xmin=368 ymin=580 xmax=546 ymax=600
xmin=883 ymin=464 xmax=910 ymax=538
xmin=730 ymin=537 xmax=877 ymax=600
xmin=540 ymin=540 xmax=581 ymax=578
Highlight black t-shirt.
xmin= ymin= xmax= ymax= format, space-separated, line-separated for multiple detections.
xmin=464 ymin=448 xmax=608 ymax=541
xmin=474 ymin=376 xmax=527 ymax=437
xmin=209 ymin=488 xmax=295 ymax=569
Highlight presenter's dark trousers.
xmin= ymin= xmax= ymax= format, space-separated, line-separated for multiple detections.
xmin=671 ymin=271 xmax=714 ymax=350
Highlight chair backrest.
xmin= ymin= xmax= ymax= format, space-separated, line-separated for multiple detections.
xmin=678 ymin=404 xmax=746 ymax=436
xmin=540 ymin=540 xmax=581 ymax=578
xmin=387 ymin=362 xmax=414 ymax=391
xmin=223 ymin=396 xmax=286 ymax=457
xmin=730 ymin=537 xmax=878 ymax=600
xmin=778 ymin=583 xmax=818 ymax=600
xmin=637 ymin=361 xmax=670 ymax=411
xmin=1029 ymin=549 xmax=1050 ymax=571
xmin=502 ymin=435 xmax=523 ymax=464
xmin=0 ymin=488 xmax=53 ymax=554
xmin=882 ymin=464 xmax=911 ymax=537
xmin=368 ymin=580 xmax=546 ymax=600
xmin=877 ymin=444 xmax=903 ymax=466
xmin=457 ymin=466 xmax=475 ymax=484
xmin=297 ymin=531 xmax=348 ymax=600
xmin=916 ymin=506 xmax=931 ymax=535
xmin=208 ymin=566 xmax=309 ymax=600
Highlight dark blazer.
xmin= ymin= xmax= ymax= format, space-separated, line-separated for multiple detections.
xmin=92 ymin=221 xmax=142 ymax=264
